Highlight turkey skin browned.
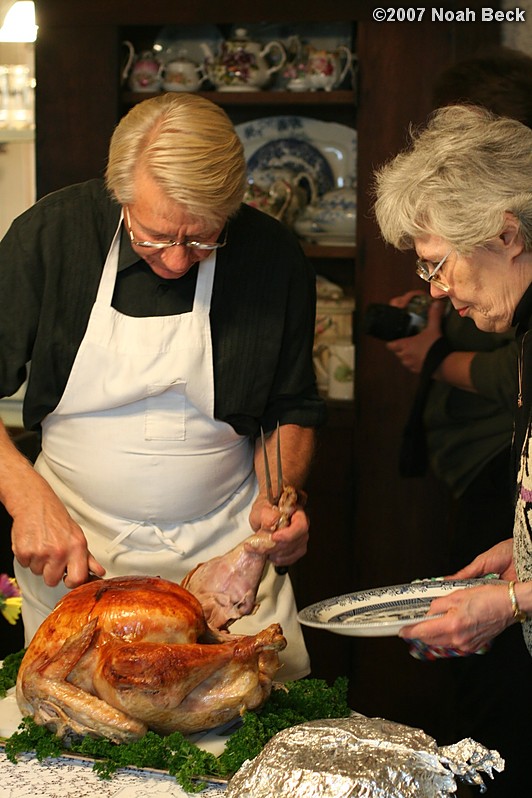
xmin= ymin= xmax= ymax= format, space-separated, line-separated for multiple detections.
xmin=16 ymin=573 xmax=286 ymax=742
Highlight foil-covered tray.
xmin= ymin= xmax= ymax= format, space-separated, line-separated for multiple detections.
xmin=226 ymin=714 xmax=504 ymax=797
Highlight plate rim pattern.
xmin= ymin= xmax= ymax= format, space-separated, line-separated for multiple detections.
xmin=297 ymin=577 xmax=501 ymax=637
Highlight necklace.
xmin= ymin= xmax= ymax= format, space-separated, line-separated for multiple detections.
xmin=518 ymin=330 xmax=530 ymax=408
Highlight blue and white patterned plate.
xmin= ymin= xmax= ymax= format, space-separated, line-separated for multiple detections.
xmin=297 ymin=578 xmax=501 ymax=637
xmin=235 ymin=116 xmax=357 ymax=195
xmin=247 ymin=138 xmax=335 ymax=196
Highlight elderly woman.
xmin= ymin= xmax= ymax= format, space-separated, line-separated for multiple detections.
xmin=0 ymin=93 xmax=325 ymax=679
xmin=373 ymin=104 xmax=532 ymax=655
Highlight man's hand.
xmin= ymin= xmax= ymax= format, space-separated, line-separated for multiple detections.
xmin=249 ymin=493 xmax=309 ymax=568
xmin=251 ymin=423 xmax=315 ymax=568
xmin=0 ymin=421 xmax=105 ymax=588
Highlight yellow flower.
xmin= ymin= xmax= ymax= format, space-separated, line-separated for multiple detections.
xmin=0 ymin=573 xmax=22 ymax=624
xmin=2 ymin=595 xmax=22 ymax=625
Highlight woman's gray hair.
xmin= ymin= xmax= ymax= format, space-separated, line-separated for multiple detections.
xmin=105 ymin=92 xmax=247 ymax=227
xmin=373 ymin=104 xmax=532 ymax=254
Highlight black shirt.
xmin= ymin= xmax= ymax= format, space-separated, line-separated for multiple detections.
xmin=0 ymin=179 xmax=325 ymax=438
xmin=113 ymin=250 xmax=198 ymax=316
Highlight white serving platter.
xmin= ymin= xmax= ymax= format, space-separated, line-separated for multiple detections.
xmin=0 ymin=684 xmax=231 ymax=756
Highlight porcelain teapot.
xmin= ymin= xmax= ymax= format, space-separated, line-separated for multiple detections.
xmin=122 ymin=41 xmax=162 ymax=92
xmin=243 ymin=179 xmax=294 ymax=223
xmin=161 ymin=57 xmax=208 ymax=92
xmin=304 ymin=45 xmax=353 ymax=92
xmin=247 ymin=166 xmax=318 ymax=226
xmin=201 ymin=28 xmax=286 ymax=91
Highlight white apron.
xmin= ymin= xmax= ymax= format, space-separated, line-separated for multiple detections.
xmin=15 ymin=217 xmax=309 ymax=680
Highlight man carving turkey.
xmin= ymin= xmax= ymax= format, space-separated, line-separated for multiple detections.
xmin=0 ymin=93 xmax=325 ymax=680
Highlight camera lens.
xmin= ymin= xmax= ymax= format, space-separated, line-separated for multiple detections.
xmin=363 ymin=304 xmax=416 ymax=341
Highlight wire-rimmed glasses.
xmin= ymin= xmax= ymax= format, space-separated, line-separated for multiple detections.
xmin=415 ymin=249 xmax=452 ymax=292
xmin=124 ymin=206 xmax=227 ymax=252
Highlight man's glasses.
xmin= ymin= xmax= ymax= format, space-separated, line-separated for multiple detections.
xmin=125 ymin=206 xmax=227 ymax=252
xmin=415 ymin=249 xmax=452 ymax=292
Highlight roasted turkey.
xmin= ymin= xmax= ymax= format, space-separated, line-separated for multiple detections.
xmin=16 ymin=529 xmax=289 ymax=743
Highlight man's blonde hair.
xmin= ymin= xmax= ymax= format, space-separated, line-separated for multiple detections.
xmin=106 ymin=93 xmax=246 ymax=227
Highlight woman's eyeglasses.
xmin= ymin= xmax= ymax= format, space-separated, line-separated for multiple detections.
xmin=415 ymin=249 xmax=452 ymax=292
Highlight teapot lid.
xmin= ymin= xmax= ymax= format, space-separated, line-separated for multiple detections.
xmin=137 ymin=50 xmax=160 ymax=61
xmin=167 ymin=54 xmax=196 ymax=64
xmin=231 ymin=27 xmax=251 ymax=43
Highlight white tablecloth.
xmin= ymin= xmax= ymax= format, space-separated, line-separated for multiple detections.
xmin=0 ymin=751 xmax=227 ymax=798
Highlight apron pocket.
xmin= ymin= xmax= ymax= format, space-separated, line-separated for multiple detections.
xmin=145 ymin=381 xmax=186 ymax=440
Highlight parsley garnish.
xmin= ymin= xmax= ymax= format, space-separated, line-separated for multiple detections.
xmin=0 ymin=649 xmax=25 ymax=698
xmin=2 ymin=649 xmax=350 ymax=792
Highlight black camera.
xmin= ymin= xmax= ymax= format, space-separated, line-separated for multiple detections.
xmin=363 ymin=295 xmax=431 ymax=341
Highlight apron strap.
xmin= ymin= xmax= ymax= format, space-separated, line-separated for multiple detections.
xmin=96 ymin=212 xmax=124 ymax=306
xmin=105 ymin=522 xmax=186 ymax=557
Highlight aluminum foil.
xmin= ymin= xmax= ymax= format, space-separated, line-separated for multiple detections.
xmin=225 ymin=714 xmax=504 ymax=798
xmin=440 ymin=738 xmax=505 ymax=792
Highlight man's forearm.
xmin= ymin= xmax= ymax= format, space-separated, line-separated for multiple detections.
xmin=254 ymin=424 xmax=316 ymax=498
xmin=0 ymin=419 xmax=37 ymax=516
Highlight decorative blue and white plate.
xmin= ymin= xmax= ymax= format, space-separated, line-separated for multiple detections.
xmin=297 ymin=578 xmax=501 ymax=637
xmin=247 ymin=138 xmax=335 ymax=196
xmin=235 ymin=116 xmax=357 ymax=195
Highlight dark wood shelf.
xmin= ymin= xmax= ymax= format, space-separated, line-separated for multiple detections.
xmin=121 ymin=89 xmax=356 ymax=107
xmin=323 ymin=396 xmax=355 ymax=408
xmin=301 ymin=242 xmax=355 ymax=260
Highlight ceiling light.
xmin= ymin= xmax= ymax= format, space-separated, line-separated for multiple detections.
xmin=0 ymin=2 xmax=38 ymax=43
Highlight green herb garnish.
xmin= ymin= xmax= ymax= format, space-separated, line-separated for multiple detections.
xmin=217 ymin=675 xmax=350 ymax=777
xmin=76 ymin=730 xmax=219 ymax=793
xmin=0 ymin=648 xmax=25 ymax=698
xmin=3 ymin=649 xmax=350 ymax=792
xmin=4 ymin=717 xmax=63 ymax=761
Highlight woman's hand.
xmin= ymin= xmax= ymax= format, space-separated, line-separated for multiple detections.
xmin=399 ymin=539 xmax=516 ymax=652
xmin=450 ymin=538 xmax=515 ymax=581
xmin=398 ymin=580 xmax=515 ymax=653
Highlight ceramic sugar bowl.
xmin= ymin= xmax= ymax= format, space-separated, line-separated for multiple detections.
xmin=294 ymin=187 xmax=357 ymax=245
xmin=162 ymin=57 xmax=208 ymax=92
